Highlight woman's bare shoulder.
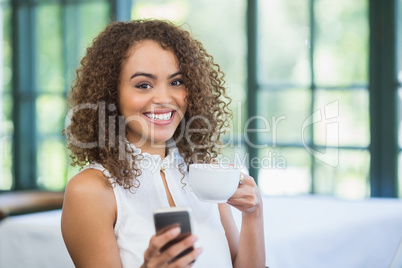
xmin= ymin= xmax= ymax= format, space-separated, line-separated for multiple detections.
xmin=62 ymin=169 xmax=121 ymax=267
xmin=66 ymin=168 xmax=113 ymax=193
xmin=63 ymin=168 xmax=116 ymax=216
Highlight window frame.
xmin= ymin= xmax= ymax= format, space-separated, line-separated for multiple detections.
xmin=369 ymin=0 xmax=398 ymax=197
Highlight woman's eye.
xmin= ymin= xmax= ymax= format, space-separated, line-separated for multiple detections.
xmin=171 ymin=79 xmax=184 ymax=86
xmin=136 ymin=83 xmax=151 ymax=89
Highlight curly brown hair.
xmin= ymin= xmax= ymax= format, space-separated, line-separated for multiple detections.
xmin=64 ymin=19 xmax=232 ymax=190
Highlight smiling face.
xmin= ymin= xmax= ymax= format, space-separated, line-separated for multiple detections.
xmin=118 ymin=40 xmax=188 ymax=152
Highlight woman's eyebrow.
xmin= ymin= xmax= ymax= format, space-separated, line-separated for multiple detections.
xmin=130 ymin=71 xmax=182 ymax=80
xmin=168 ymin=71 xmax=183 ymax=79
xmin=130 ymin=72 xmax=156 ymax=80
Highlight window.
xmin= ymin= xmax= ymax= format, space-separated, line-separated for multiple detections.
xmin=1 ymin=0 xmax=400 ymax=198
xmin=254 ymin=0 xmax=370 ymax=199
xmin=1 ymin=0 xmax=110 ymax=191
xmin=0 ymin=1 xmax=12 ymax=190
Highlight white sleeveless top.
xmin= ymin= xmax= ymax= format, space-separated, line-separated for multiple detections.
xmin=82 ymin=145 xmax=233 ymax=267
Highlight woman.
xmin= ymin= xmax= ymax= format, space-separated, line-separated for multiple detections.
xmin=61 ymin=19 xmax=265 ymax=267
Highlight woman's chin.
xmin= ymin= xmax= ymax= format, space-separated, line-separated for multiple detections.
xmin=152 ymin=135 xmax=175 ymax=144
xmin=145 ymin=132 xmax=177 ymax=145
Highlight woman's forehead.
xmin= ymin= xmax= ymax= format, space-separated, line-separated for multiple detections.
xmin=120 ymin=40 xmax=180 ymax=77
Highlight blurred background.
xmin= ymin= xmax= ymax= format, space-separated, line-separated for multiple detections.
xmin=0 ymin=0 xmax=401 ymax=200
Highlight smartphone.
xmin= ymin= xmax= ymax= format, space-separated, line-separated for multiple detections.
xmin=153 ymin=207 xmax=193 ymax=262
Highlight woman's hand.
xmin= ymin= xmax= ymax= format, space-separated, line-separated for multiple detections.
xmin=227 ymin=173 xmax=262 ymax=215
xmin=224 ymin=173 xmax=266 ymax=267
xmin=141 ymin=227 xmax=203 ymax=268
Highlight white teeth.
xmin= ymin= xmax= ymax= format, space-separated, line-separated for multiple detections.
xmin=145 ymin=112 xmax=173 ymax=121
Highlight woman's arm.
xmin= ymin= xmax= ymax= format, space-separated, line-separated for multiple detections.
xmin=61 ymin=169 xmax=122 ymax=268
xmin=219 ymin=173 xmax=265 ymax=268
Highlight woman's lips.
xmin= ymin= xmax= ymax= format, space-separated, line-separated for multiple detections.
xmin=143 ymin=110 xmax=176 ymax=125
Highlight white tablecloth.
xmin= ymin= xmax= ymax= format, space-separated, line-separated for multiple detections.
xmin=232 ymin=196 xmax=402 ymax=268
xmin=0 ymin=209 xmax=73 ymax=268
xmin=0 ymin=195 xmax=402 ymax=268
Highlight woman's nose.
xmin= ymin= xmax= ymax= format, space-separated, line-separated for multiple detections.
xmin=152 ymin=85 xmax=172 ymax=104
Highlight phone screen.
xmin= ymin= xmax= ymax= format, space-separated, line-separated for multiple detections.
xmin=154 ymin=208 xmax=193 ymax=262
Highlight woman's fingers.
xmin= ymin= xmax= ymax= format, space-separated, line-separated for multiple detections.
xmin=144 ymin=227 xmax=181 ymax=263
xmin=230 ymin=174 xmax=255 ymax=199
xmin=144 ymin=228 xmax=201 ymax=268
xmin=168 ymin=247 xmax=203 ymax=268
xmin=228 ymin=173 xmax=262 ymax=214
xmin=161 ymin=234 xmax=198 ymax=263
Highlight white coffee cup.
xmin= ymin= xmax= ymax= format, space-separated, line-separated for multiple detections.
xmin=189 ymin=163 xmax=241 ymax=203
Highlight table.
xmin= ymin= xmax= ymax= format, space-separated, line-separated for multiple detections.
xmin=1 ymin=195 xmax=402 ymax=268
xmin=0 ymin=191 xmax=64 ymax=220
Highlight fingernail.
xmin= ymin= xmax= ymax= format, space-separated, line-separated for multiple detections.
xmin=190 ymin=235 xmax=198 ymax=243
xmin=170 ymin=227 xmax=181 ymax=235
